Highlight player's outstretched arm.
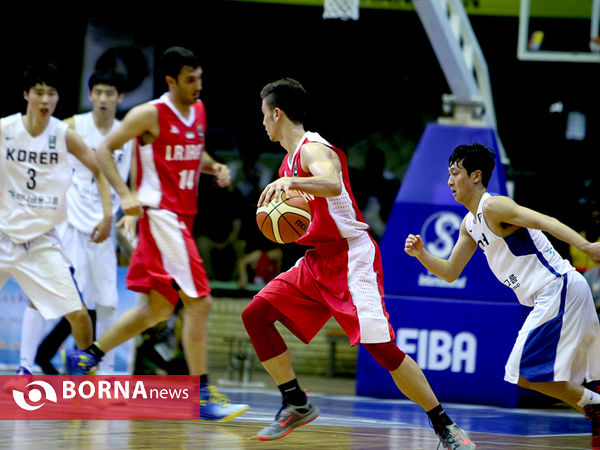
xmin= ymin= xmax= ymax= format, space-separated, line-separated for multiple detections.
xmin=483 ymin=195 xmax=600 ymax=264
xmin=405 ymin=217 xmax=477 ymax=283
xmin=65 ymin=128 xmax=112 ymax=243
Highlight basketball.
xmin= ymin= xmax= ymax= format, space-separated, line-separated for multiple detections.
xmin=256 ymin=190 xmax=312 ymax=244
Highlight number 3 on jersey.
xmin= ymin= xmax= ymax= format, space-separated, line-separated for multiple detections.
xmin=27 ymin=168 xmax=37 ymax=189
xmin=178 ymin=169 xmax=196 ymax=190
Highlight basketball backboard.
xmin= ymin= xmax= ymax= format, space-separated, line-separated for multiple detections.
xmin=517 ymin=0 xmax=600 ymax=62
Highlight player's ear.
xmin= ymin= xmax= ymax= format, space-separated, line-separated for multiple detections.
xmin=471 ymin=169 xmax=482 ymax=184
xmin=165 ymin=75 xmax=176 ymax=88
xmin=273 ymin=107 xmax=283 ymax=121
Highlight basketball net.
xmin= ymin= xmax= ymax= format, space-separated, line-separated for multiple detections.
xmin=323 ymin=0 xmax=360 ymax=21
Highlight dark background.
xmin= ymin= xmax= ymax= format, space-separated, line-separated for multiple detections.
xmin=3 ymin=2 xmax=598 ymax=240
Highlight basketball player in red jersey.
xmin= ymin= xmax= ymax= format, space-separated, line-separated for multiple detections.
xmin=241 ymin=78 xmax=475 ymax=448
xmin=65 ymin=47 xmax=248 ymax=421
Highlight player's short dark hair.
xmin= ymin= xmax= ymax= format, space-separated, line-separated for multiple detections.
xmin=260 ymin=78 xmax=307 ymax=124
xmin=88 ymin=70 xmax=126 ymax=93
xmin=23 ymin=62 xmax=62 ymax=93
xmin=449 ymin=143 xmax=496 ymax=187
xmin=159 ymin=46 xmax=200 ymax=80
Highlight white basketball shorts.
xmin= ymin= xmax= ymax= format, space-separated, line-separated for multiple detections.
xmin=56 ymin=222 xmax=118 ymax=310
xmin=505 ymin=270 xmax=600 ymax=385
xmin=0 ymin=229 xmax=84 ymax=319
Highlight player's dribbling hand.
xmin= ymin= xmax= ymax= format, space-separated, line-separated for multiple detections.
xmin=404 ymin=234 xmax=424 ymax=257
xmin=258 ymin=178 xmax=293 ymax=207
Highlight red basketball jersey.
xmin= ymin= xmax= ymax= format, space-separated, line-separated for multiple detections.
xmin=278 ymin=131 xmax=370 ymax=247
xmin=136 ymin=94 xmax=206 ymax=215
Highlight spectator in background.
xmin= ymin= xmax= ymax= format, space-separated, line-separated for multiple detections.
xmin=194 ymin=175 xmax=245 ymax=282
xmin=232 ymin=156 xmax=284 ymax=290
xmin=349 ymin=142 xmax=399 ymax=241
xmin=570 ymin=180 xmax=600 ymax=273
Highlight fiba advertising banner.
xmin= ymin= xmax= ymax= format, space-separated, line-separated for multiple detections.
xmin=356 ymin=295 xmax=530 ymax=407
xmin=356 ymin=123 xmax=528 ymax=407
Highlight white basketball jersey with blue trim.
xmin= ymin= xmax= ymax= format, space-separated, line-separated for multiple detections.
xmin=0 ymin=113 xmax=70 ymax=243
xmin=65 ymin=112 xmax=132 ymax=233
xmin=466 ymin=192 xmax=574 ymax=306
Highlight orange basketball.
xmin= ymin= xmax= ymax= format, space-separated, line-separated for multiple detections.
xmin=256 ymin=190 xmax=311 ymax=244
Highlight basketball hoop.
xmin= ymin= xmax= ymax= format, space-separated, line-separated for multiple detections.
xmin=323 ymin=0 xmax=360 ymax=21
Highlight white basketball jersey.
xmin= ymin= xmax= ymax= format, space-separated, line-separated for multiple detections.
xmin=0 ymin=113 xmax=71 ymax=243
xmin=466 ymin=192 xmax=574 ymax=306
xmin=65 ymin=112 xmax=132 ymax=233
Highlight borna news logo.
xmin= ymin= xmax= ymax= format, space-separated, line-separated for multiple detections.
xmin=12 ymin=380 xmax=57 ymax=411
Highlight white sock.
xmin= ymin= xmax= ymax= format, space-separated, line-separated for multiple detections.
xmin=20 ymin=306 xmax=45 ymax=372
xmin=577 ymin=388 xmax=600 ymax=408
xmin=95 ymin=307 xmax=115 ymax=375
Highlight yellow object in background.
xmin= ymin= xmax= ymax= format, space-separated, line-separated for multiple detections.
xmin=570 ymin=231 xmax=599 ymax=272
xmin=528 ymin=30 xmax=545 ymax=50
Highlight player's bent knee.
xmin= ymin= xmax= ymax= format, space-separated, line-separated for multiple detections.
xmin=64 ymin=309 xmax=92 ymax=329
xmin=183 ymin=296 xmax=212 ymax=318
xmin=143 ymin=301 xmax=174 ymax=325
xmin=363 ymin=341 xmax=406 ymax=372
xmin=241 ymin=296 xmax=273 ymax=331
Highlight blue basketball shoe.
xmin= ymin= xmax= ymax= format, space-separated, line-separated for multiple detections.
xmin=63 ymin=349 xmax=100 ymax=375
xmin=198 ymin=384 xmax=249 ymax=422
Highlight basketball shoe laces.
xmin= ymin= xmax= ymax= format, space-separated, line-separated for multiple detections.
xmin=268 ymin=403 xmax=311 ymax=429
xmin=436 ymin=424 xmax=473 ymax=450
xmin=274 ymin=404 xmax=291 ymax=422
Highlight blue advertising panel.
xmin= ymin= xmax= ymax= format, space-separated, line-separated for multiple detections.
xmin=380 ymin=123 xmax=514 ymax=301
xmin=397 ymin=122 xmax=508 ymax=205
xmin=382 ymin=203 xmax=515 ymax=301
xmin=356 ymin=294 xmax=532 ymax=407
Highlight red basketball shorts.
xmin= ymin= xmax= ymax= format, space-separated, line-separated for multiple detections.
xmin=254 ymin=233 xmax=395 ymax=346
xmin=127 ymin=208 xmax=210 ymax=305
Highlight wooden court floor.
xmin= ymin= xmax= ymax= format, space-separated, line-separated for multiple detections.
xmin=1 ymin=386 xmax=594 ymax=450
